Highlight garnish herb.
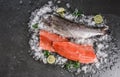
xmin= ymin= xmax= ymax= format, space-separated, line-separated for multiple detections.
xmin=73 ymin=10 xmax=81 ymax=17
xmin=73 ymin=61 xmax=80 ymax=68
xmin=43 ymin=50 xmax=50 ymax=57
xmin=32 ymin=23 xmax=38 ymax=29
xmin=65 ymin=61 xmax=80 ymax=69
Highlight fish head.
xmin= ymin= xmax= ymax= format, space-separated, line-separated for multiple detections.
xmin=102 ymin=26 xmax=110 ymax=34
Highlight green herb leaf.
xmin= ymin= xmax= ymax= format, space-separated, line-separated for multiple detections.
xmin=65 ymin=61 xmax=80 ymax=69
xmin=32 ymin=23 xmax=38 ymax=29
xmin=65 ymin=63 xmax=71 ymax=69
xmin=43 ymin=50 xmax=50 ymax=57
xmin=73 ymin=10 xmax=81 ymax=17
xmin=73 ymin=61 xmax=80 ymax=68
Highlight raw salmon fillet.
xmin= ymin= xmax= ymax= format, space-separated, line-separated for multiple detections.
xmin=53 ymin=42 xmax=97 ymax=64
xmin=39 ymin=30 xmax=68 ymax=52
xmin=39 ymin=30 xmax=97 ymax=64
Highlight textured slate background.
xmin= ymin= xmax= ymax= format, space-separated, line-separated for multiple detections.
xmin=0 ymin=0 xmax=120 ymax=77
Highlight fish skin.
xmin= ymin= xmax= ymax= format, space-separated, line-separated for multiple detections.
xmin=41 ymin=15 xmax=108 ymax=39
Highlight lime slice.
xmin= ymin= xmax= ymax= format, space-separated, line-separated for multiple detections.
xmin=47 ymin=55 xmax=56 ymax=64
xmin=94 ymin=15 xmax=103 ymax=24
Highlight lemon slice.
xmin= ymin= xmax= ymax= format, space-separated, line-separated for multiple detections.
xmin=94 ymin=15 xmax=103 ymax=24
xmin=56 ymin=7 xmax=65 ymax=17
xmin=56 ymin=7 xmax=65 ymax=13
xmin=47 ymin=55 xmax=56 ymax=64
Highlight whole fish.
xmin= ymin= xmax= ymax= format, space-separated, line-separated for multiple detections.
xmin=40 ymin=15 xmax=108 ymax=39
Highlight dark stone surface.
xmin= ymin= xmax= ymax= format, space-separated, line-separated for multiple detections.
xmin=0 ymin=0 xmax=120 ymax=77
